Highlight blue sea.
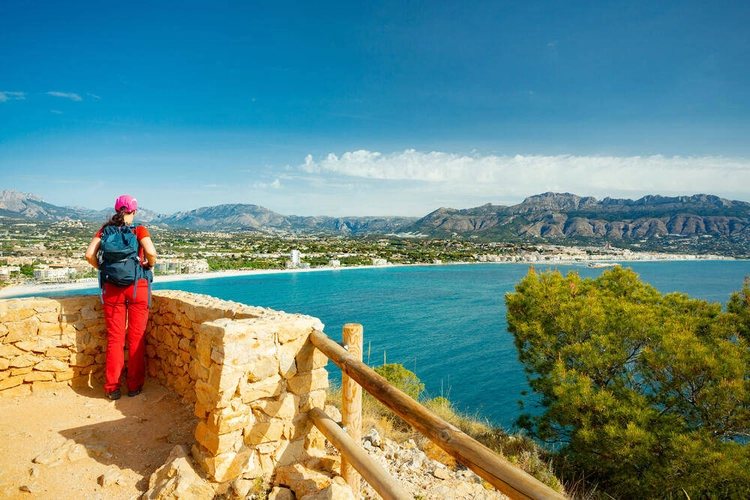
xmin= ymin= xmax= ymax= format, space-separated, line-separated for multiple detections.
xmin=12 ymin=260 xmax=750 ymax=430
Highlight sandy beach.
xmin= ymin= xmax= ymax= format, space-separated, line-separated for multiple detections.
xmin=0 ymin=265 xmax=381 ymax=299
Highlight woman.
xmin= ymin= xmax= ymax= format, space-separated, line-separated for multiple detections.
xmin=85 ymin=194 xmax=157 ymax=400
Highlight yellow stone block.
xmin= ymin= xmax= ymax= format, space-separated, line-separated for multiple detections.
xmin=38 ymin=322 xmax=62 ymax=337
xmin=10 ymin=353 xmax=41 ymax=368
xmin=275 ymin=438 xmax=313 ymax=468
xmin=11 ymin=366 xmax=34 ymax=376
xmin=173 ymin=374 xmax=190 ymax=397
xmin=14 ymin=341 xmax=38 ymax=352
xmin=189 ymin=359 xmax=209 ymax=381
xmin=207 ymin=364 xmax=243 ymax=396
xmin=194 ymin=402 xmax=209 ymax=419
xmin=0 ymin=306 xmax=36 ymax=323
xmin=70 ymin=374 xmax=92 ymax=388
xmin=55 ymin=370 xmax=76 ymax=382
xmin=42 ymin=347 xmax=69 ymax=359
xmin=178 ymin=337 xmax=192 ymax=351
xmin=5 ymin=317 xmax=40 ymax=342
xmin=0 ymin=383 xmax=31 ymax=397
xmin=239 ymin=374 xmax=282 ymax=403
xmin=244 ymin=419 xmax=285 ymax=445
xmin=286 ymin=369 xmax=329 ymax=395
xmin=178 ymin=313 xmax=193 ymax=329
xmin=38 ymin=336 xmax=63 ymax=350
xmin=34 ymin=358 xmax=69 ymax=372
xmin=278 ymin=335 xmax=306 ymax=379
xmin=299 ymin=389 xmax=327 ymax=413
xmin=33 ymin=303 xmax=59 ymax=314
xmin=195 ymin=334 xmax=213 ymax=367
xmin=276 ymin=317 xmax=323 ymax=344
xmin=182 ymin=325 xmax=196 ymax=340
xmin=207 ymin=407 xmax=252 ymax=434
xmin=273 ymin=462 xmax=332 ymax=497
xmin=195 ymin=380 xmax=220 ymax=409
xmin=68 ymin=353 xmax=94 ymax=367
xmin=0 ymin=375 xmax=25 ymax=390
xmin=206 ymin=448 xmax=259 ymax=483
xmin=252 ymin=392 xmax=299 ymax=420
xmin=61 ymin=324 xmax=78 ymax=337
xmin=79 ymin=364 xmax=98 ymax=375
xmin=80 ymin=305 xmax=99 ymax=321
xmin=37 ymin=311 xmax=61 ymax=323
xmin=304 ymin=426 xmax=327 ymax=452
xmin=0 ymin=344 xmax=24 ymax=357
xmin=296 ymin=342 xmax=329 ymax=372
xmin=195 ymin=421 xmax=241 ymax=455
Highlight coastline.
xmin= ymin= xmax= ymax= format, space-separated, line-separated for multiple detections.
xmin=0 ymin=254 xmax=738 ymax=299
xmin=0 ymin=265 xmax=385 ymax=299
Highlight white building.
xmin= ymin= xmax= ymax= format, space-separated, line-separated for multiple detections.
xmin=0 ymin=266 xmax=20 ymax=281
xmin=34 ymin=265 xmax=75 ymax=282
xmin=290 ymin=250 xmax=301 ymax=267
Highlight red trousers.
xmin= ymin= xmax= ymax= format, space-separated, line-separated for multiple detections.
xmin=102 ymin=279 xmax=150 ymax=393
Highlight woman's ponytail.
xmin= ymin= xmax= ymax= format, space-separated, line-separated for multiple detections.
xmin=100 ymin=208 xmax=128 ymax=229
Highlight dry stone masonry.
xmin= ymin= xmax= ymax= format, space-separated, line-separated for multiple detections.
xmin=0 ymin=290 xmax=353 ymax=499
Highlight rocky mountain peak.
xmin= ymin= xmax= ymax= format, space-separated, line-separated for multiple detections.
xmin=516 ymin=192 xmax=598 ymax=213
xmin=0 ymin=189 xmax=46 ymax=211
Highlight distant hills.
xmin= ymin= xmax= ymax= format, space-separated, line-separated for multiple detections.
xmin=2 ymin=189 xmax=749 ymax=242
xmin=406 ymin=192 xmax=750 ymax=240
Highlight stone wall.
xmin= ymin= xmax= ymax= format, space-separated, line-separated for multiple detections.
xmin=0 ymin=290 xmax=333 ymax=488
xmin=0 ymin=295 xmax=105 ymax=395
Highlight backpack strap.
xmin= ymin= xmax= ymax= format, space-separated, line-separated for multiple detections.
xmin=145 ymin=268 xmax=153 ymax=308
xmin=98 ymin=269 xmax=105 ymax=304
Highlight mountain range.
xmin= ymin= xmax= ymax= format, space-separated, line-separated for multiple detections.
xmin=2 ymin=189 xmax=749 ymax=241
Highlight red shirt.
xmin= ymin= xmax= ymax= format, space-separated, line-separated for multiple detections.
xmin=95 ymin=225 xmax=151 ymax=262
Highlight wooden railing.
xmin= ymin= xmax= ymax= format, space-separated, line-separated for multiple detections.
xmin=309 ymin=324 xmax=566 ymax=500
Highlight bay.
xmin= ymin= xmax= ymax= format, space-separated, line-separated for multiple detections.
xmin=11 ymin=260 xmax=750 ymax=430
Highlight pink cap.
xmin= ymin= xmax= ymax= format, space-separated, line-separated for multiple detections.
xmin=114 ymin=194 xmax=138 ymax=212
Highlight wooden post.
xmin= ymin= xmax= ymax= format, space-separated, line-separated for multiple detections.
xmin=341 ymin=323 xmax=363 ymax=498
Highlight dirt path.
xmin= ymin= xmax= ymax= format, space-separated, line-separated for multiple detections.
xmin=0 ymin=381 xmax=198 ymax=500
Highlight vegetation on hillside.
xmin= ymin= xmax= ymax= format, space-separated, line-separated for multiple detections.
xmin=506 ymin=266 xmax=750 ymax=498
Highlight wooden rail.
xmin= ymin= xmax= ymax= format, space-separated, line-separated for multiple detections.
xmin=308 ymin=407 xmax=411 ymax=500
xmin=310 ymin=327 xmax=566 ymax=500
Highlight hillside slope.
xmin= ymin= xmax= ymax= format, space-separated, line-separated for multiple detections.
xmin=405 ymin=192 xmax=750 ymax=240
xmin=3 ymin=189 xmax=749 ymax=241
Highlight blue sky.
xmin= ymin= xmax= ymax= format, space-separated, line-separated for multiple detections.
xmin=1 ymin=1 xmax=749 ymax=216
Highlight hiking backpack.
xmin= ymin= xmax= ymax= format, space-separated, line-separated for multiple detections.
xmin=98 ymin=224 xmax=152 ymax=303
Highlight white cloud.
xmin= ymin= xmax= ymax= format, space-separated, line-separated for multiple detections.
xmin=50 ymin=109 xmax=63 ymax=114
xmin=87 ymin=93 xmax=101 ymax=100
xmin=299 ymin=149 xmax=750 ymax=203
xmin=252 ymin=178 xmax=282 ymax=189
xmin=0 ymin=91 xmax=25 ymax=102
xmin=46 ymin=91 xmax=83 ymax=101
